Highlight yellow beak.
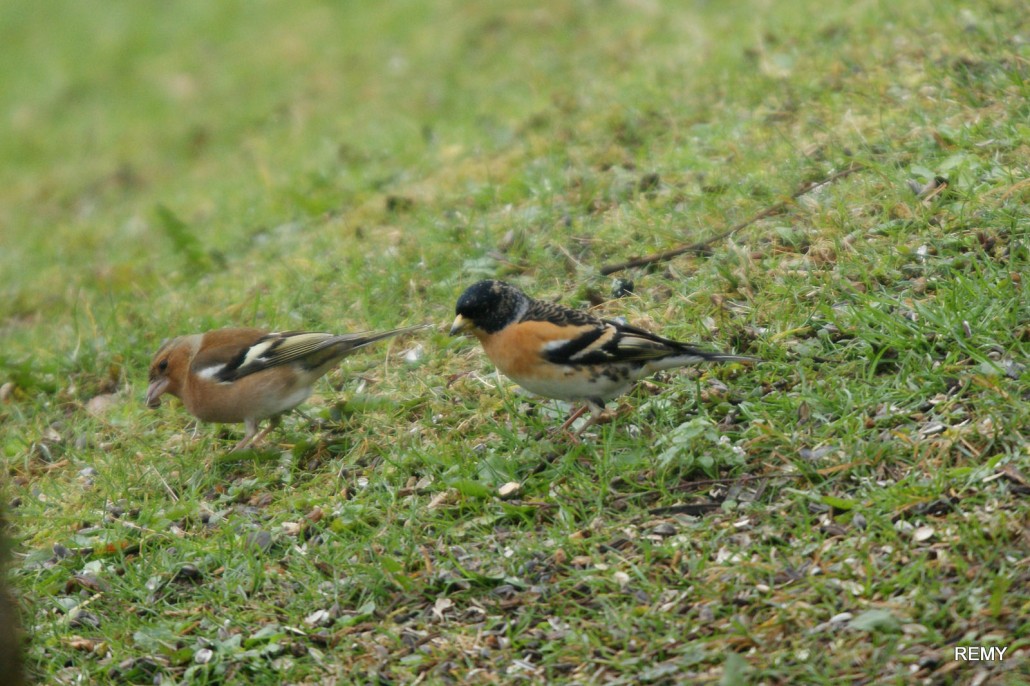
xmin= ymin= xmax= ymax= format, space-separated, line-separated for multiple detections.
xmin=449 ymin=314 xmax=473 ymax=336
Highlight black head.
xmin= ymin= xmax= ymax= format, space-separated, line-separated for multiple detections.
xmin=451 ymin=280 xmax=528 ymax=334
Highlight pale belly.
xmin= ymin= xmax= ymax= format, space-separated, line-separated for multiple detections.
xmin=506 ymin=364 xmax=638 ymax=403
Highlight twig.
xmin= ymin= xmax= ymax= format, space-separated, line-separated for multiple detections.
xmin=670 ymin=471 xmax=803 ymax=491
xmin=599 ymin=163 xmax=864 ymax=276
xmin=648 ymin=503 xmax=722 ymax=516
xmin=149 ymin=465 xmax=179 ymax=502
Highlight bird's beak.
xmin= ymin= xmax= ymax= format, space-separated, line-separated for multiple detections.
xmin=449 ymin=315 xmax=473 ymax=336
xmin=146 ymin=378 xmax=169 ymax=408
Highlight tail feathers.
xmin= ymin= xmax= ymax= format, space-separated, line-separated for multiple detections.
xmin=650 ymin=348 xmax=759 ymax=371
xmin=295 ymin=324 xmax=429 ymax=372
xmin=701 ymin=351 xmax=760 ymax=364
xmin=328 ymin=324 xmax=431 ymax=352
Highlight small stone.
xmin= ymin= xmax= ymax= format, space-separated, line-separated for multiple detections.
xmin=912 ymin=526 xmax=935 ymax=542
xmin=304 ymin=609 xmax=333 ymax=627
xmin=498 ymin=482 xmax=521 ymax=499
xmin=173 ymin=564 xmax=203 ymax=583
xmin=650 ymin=523 xmax=677 ymax=537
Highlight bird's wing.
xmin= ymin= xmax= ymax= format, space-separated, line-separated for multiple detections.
xmin=201 ymin=331 xmax=334 ymax=381
xmin=542 ymin=318 xmax=750 ymax=366
xmin=213 ymin=325 xmax=428 ymax=381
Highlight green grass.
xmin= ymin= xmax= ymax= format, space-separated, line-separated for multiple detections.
xmin=3 ymin=0 xmax=1028 ymax=683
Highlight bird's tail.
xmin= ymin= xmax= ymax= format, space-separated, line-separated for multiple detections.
xmin=287 ymin=324 xmax=429 ymax=372
xmin=649 ymin=347 xmax=759 ymax=371
xmin=326 ymin=324 xmax=432 ymax=353
xmin=701 ymin=351 xmax=760 ymax=364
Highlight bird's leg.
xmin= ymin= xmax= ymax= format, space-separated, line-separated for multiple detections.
xmin=231 ymin=418 xmax=261 ymax=452
xmin=250 ymin=415 xmax=284 ymax=448
xmin=250 ymin=421 xmax=278 ymax=446
xmin=551 ymin=401 xmax=609 ymax=441
xmin=557 ymin=404 xmax=590 ymax=433
xmin=572 ymin=401 xmax=611 ymax=437
xmin=232 ymin=417 xmax=280 ymax=452
xmin=546 ymin=404 xmax=589 ymax=444
xmin=535 ymin=404 xmax=579 ymax=444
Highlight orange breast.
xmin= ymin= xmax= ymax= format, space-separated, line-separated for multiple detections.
xmin=476 ymin=320 xmax=600 ymax=389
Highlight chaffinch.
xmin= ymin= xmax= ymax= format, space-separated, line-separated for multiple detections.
xmin=146 ymin=325 xmax=427 ymax=451
xmin=450 ymin=280 xmax=757 ymax=433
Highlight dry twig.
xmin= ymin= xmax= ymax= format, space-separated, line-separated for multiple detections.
xmin=599 ymin=164 xmax=864 ymax=275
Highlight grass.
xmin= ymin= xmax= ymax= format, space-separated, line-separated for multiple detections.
xmin=2 ymin=0 xmax=1028 ymax=683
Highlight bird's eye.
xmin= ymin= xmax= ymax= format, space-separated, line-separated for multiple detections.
xmin=158 ymin=359 xmax=169 ymax=373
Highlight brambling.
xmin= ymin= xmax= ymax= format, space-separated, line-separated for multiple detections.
xmin=146 ymin=325 xmax=427 ymax=451
xmin=450 ymin=280 xmax=756 ymax=433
